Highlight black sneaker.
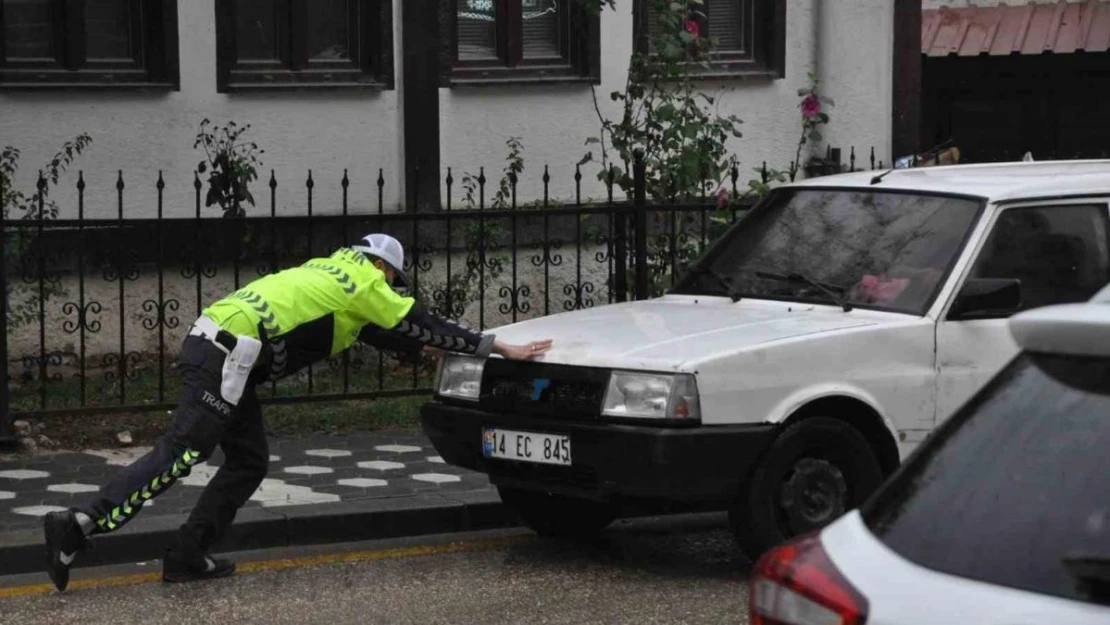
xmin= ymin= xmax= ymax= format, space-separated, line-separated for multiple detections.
xmin=43 ymin=510 xmax=86 ymax=592
xmin=162 ymin=549 xmax=236 ymax=583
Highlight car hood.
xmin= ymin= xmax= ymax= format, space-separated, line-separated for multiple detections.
xmin=490 ymin=295 xmax=891 ymax=371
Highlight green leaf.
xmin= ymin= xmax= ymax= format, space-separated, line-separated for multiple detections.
xmin=585 ymin=137 xmax=601 ymax=145
xmin=679 ymin=31 xmax=695 ymax=44
xmin=808 ymin=130 xmax=823 ymax=142
xmin=797 ymin=88 xmax=810 ymax=97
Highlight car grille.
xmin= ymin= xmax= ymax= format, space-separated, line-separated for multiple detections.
xmin=480 ymin=360 xmax=609 ymax=419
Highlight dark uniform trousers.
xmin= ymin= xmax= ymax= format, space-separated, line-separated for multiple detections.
xmin=76 ymin=333 xmax=268 ymax=557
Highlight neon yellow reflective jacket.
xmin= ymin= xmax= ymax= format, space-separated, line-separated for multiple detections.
xmin=201 ymin=247 xmax=417 ymax=380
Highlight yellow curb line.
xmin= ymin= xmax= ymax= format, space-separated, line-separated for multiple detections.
xmin=0 ymin=534 xmax=533 ymax=599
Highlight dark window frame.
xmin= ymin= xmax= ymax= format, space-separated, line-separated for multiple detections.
xmin=0 ymin=0 xmax=179 ymax=89
xmin=214 ymin=0 xmax=394 ymax=93
xmin=439 ymin=0 xmax=601 ymax=87
xmin=633 ymin=0 xmax=786 ymax=81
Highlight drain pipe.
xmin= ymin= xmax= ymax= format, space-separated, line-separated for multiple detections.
xmin=0 ymin=203 xmax=13 ymax=451
xmin=808 ymin=0 xmax=824 ymax=170
xmin=812 ymin=0 xmax=822 ymax=83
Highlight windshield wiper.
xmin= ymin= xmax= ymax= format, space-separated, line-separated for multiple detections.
xmin=753 ymin=270 xmax=853 ymax=312
xmin=686 ymin=265 xmax=743 ymax=302
xmin=1063 ymin=554 xmax=1110 ymax=605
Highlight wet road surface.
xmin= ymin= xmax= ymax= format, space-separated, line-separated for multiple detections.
xmin=0 ymin=513 xmax=753 ymax=625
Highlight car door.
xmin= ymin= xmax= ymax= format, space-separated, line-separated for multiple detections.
xmin=935 ymin=200 xmax=1110 ymax=422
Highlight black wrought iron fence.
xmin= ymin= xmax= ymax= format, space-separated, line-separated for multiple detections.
xmin=0 ymin=145 xmax=882 ymax=434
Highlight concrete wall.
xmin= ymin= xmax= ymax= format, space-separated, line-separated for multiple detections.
xmin=1 ymin=0 xmax=895 ymax=218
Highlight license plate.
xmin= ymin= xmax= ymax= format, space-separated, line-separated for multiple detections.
xmin=482 ymin=427 xmax=571 ymax=466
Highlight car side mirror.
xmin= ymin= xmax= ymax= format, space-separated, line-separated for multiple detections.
xmin=949 ymin=278 xmax=1022 ymax=320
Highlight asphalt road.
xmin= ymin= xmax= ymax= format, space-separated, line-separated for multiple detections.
xmin=0 ymin=513 xmax=752 ymax=625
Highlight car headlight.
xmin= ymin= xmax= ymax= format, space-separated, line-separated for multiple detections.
xmin=436 ymin=354 xmax=485 ymax=401
xmin=602 ymin=371 xmax=701 ymax=421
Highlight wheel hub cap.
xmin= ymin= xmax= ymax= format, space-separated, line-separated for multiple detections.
xmin=779 ymin=457 xmax=848 ymax=532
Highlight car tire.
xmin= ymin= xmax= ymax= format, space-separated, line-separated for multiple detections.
xmin=728 ymin=417 xmax=884 ymax=561
xmin=497 ymin=486 xmax=616 ymax=538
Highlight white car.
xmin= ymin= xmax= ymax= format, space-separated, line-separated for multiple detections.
xmin=748 ymin=289 xmax=1110 ymax=624
xmin=422 ymin=160 xmax=1110 ymax=557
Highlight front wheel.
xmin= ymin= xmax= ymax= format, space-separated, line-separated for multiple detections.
xmin=728 ymin=417 xmax=884 ymax=560
xmin=497 ymin=486 xmax=616 ymax=538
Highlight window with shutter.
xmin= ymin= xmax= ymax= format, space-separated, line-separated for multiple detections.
xmin=442 ymin=0 xmax=599 ymax=86
xmin=636 ymin=0 xmax=785 ymax=80
xmin=457 ymin=0 xmax=497 ymax=60
xmin=0 ymin=0 xmax=180 ymax=88
xmin=706 ymin=0 xmax=745 ymax=53
xmin=522 ymin=0 xmax=560 ymax=59
xmin=215 ymin=0 xmax=393 ymax=92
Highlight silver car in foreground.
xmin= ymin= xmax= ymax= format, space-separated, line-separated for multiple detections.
xmin=748 ymin=285 xmax=1110 ymax=624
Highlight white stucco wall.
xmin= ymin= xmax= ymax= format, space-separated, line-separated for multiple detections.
xmin=1 ymin=0 xmax=405 ymax=219
xmin=1 ymin=0 xmax=894 ymax=217
xmin=440 ymin=0 xmax=895 ymax=206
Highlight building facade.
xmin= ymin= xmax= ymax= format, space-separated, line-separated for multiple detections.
xmin=1 ymin=0 xmax=898 ymax=218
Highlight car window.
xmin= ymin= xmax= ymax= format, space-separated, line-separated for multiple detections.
xmin=862 ymin=352 xmax=1110 ymax=605
xmin=672 ymin=189 xmax=983 ymax=315
xmin=968 ymin=204 xmax=1110 ymax=312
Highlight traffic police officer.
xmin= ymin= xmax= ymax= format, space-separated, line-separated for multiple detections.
xmin=43 ymin=233 xmax=552 ymax=590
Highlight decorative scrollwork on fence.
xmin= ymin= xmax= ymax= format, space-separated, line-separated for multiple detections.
xmin=180 ymin=237 xmax=220 ymax=280
xmin=123 ymin=351 xmax=144 ymax=382
xmin=592 ymin=232 xmax=613 ymax=265
xmin=431 ymin=285 xmax=467 ymax=320
xmin=61 ymin=300 xmax=103 ymax=334
xmin=101 ymin=351 xmax=145 ymax=384
xmin=102 ymin=249 xmax=141 ymax=282
xmin=476 ymin=252 xmax=504 ymax=276
xmin=101 ymin=352 xmax=121 ymax=383
xmin=562 ymin=282 xmax=597 ymax=311
xmin=140 ymin=298 xmax=182 ymax=331
xmin=498 ymin=285 xmax=532 ymax=316
xmin=17 ymin=252 xmax=38 ymax=286
xmin=19 ymin=352 xmax=66 ymax=384
xmin=404 ymin=244 xmax=435 ymax=276
xmin=529 ymin=238 xmax=564 ymax=268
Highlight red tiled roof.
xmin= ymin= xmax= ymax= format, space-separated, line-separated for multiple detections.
xmin=922 ymin=0 xmax=1110 ymax=56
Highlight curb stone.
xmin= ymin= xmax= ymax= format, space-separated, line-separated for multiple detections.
xmin=0 ymin=491 xmax=518 ymax=577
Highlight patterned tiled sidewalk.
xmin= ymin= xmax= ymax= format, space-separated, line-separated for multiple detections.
xmin=0 ymin=431 xmax=488 ymax=532
xmin=0 ymin=431 xmax=514 ymax=575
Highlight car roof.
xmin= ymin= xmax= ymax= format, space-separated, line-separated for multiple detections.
xmin=789 ymin=159 xmax=1110 ymax=203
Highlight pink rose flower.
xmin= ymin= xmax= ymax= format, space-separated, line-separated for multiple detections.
xmin=684 ymin=20 xmax=700 ymax=38
xmin=801 ymin=93 xmax=822 ymax=118
xmin=716 ymin=189 xmax=729 ymax=208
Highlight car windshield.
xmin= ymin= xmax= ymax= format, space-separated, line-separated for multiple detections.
xmin=673 ymin=188 xmax=983 ymax=314
xmin=862 ymin=352 xmax=1110 ymax=606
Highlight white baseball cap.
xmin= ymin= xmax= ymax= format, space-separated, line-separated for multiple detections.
xmin=352 ymin=233 xmax=409 ymax=287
